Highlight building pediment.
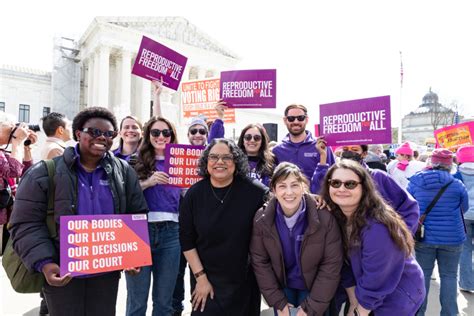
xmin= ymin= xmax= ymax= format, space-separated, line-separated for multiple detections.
xmin=80 ymin=17 xmax=238 ymax=59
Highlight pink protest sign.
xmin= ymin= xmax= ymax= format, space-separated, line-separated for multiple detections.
xmin=164 ymin=144 xmax=205 ymax=188
xmin=132 ymin=36 xmax=188 ymax=91
xmin=434 ymin=121 xmax=474 ymax=152
xmin=60 ymin=214 xmax=151 ymax=277
xmin=319 ymin=95 xmax=392 ymax=147
xmin=220 ymin=69 xmax=276 ymax=108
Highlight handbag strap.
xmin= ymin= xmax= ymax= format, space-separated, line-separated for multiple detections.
xmin=420 ymin=180 xmax=453 ymax=222
xmin=44 ymin=160 xmax=57 ymax=239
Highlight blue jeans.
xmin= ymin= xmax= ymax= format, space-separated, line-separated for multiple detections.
xmin=459 ymin=220 xmax=474 ymax=290
xmin=273 ymin=288 xmax=309 ymax=315
xmin=172 ymin=252 xmax=187 ymax=312
xmin=126 ymin=221 xmax=181 ymax=316
xmin=415 ymin=243 xmax=462 ymax=316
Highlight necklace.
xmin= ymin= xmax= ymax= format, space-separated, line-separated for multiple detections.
xmin=210 ymin=182 xmax=233 ymax=204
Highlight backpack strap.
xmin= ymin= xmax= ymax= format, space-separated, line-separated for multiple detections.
xmin=44 ymin=160 xmax=57 ymax=239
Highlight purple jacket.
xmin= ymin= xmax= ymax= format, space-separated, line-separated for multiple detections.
xmin=272 ymin=131 xmax=335 ymax=181
xmin=207 ymin=118 xmax=225 ymax=143
xmin=341 ymin=219 xmax=425 ymax=315
xmin=312 ymin=162 xmax=419 ymax=233
xmin=247 ymin=157 xmax=271 ymax=187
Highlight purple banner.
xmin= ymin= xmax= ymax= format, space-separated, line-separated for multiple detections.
xmin=319 ymin=95 xmax=392 ymax=146
xmin=163 ymin=144 xmax=205 ymax=188
xmin=60 ymin=214 xmax=151 ymax=277
xmin=132 ymin=36 xmax=188 ymax=91
xmin=220 ymin=69 xmax=276 ymax=108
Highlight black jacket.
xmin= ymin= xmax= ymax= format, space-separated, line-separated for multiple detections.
xmin=9 ymin=147 xmax=148 ymax=271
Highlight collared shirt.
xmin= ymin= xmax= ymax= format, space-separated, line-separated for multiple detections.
xmin=41 ymin=137 xmax=67 ymax=160
xmin=74 ymin=145 xmax=114 ymax=215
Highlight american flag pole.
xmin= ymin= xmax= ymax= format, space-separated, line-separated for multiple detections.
xmin=398 ymin=51 xmax=403 ymax=144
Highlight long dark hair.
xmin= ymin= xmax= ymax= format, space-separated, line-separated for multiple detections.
xmin=237 ymin=123 xmax=275 ymax=177
xmin=135 ymin=116 xmax=178 ymax=180
xmin=321 ymin=160 xmax=414 ymax=257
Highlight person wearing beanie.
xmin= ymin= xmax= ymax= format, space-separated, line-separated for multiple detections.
xmin=407 ymin=148 xmax=468 ymax=315
xmin=387 ymin=142 xmax=425 ymax=189
xmin=454 ymin=145 xmax=474 ymax=293
xmin=187 ymin=116 xmax=209 ymax=146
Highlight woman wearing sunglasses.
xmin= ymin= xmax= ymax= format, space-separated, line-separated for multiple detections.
xmin=113 ymin=115 xmax=143 ymax=163
xmin=237 ymin=123 xmax=275 ymax=186
xmin=250 ymin=162 xmax=343 ymax=316
xmin=9 ymin=107 xmax=148 ymax=316
xmin=321 ymin=160 xmax=424 ymax=316
xmin=127 ymin=116 xmax=182 ymax=316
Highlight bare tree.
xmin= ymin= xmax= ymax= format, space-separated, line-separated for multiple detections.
xmin=430 ymin=100 xmax=460 ymax=130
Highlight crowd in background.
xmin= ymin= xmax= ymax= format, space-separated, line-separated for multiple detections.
xmin=1 ymin=93 xmax=473 ymax=316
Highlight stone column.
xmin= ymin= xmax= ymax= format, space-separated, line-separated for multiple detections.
xmin=97 ymin=46 xmax=111 ymax=107
xmin=87 ymin=56 xmax=95 ymax=107
xmin=197 ymin=66 xmax=207 ymax=79
xmin=117 ymin=50 xmax=132 ymax=117
xmin=92 ymin=50 xmax=100 ymax=106
xmin=135 ymin=78 xmax=151 ymax=123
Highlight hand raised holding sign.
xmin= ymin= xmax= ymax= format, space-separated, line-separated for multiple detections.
xmin=152 ymin=77 xmax=164 ymax=117
xmin=215 ymin=100 xmax=228 ymax=120
xmin=141 ymin=171 xmax=170 ymax=190
xmin=316 ymin=137 xmax=328 ymax=165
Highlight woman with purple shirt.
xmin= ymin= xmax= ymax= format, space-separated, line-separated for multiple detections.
xmin=321 ymin=160 xmax=424 ymax=316
xmin=9 ymin=107 xmax=148 ymax=316
xmin=237 ymin=123 xmax=275 ymax=186
xmin=126 ymin=116 xmax=182 ymax=316
xmin=250 ymin=162 xmax=343 ymax=316
xmin=113 ymin=115 xmax=142 ymax=163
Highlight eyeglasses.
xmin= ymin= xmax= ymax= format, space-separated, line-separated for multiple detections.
xmin=243 ymin=134 xmax=262 ymax=142
xmin=208 ymin=154 xmax=234 ymax=163
xmin=286 ymin=115 xmax=306 ymax=122
xmin=328 ymin=179 xmax=361 ymax=190
xmin=189 ymin=128 xmax=207 ymax=136
xmin=150 ymin=129 xmax=172 ymax=138
xmin=80 ymin=128 xmax=118 ymax=139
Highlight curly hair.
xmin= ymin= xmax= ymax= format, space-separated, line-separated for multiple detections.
xmin=237 ymin=123 xmax=275 ymax=178
xmin=135 ymin=116 xmax=178 ymax=180
xmin=321 ymin=160 xmax=414 ymax=257
xmin=72 ymin=107 xmax=117 ymax=141
xmin=197 ymin=138 xmax=249 ymax=179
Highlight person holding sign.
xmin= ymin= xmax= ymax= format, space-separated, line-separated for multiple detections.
xmin=113 ymin=115 xmax=143 ymax=164
xmin=273 ymin=104 xmax=335 ymax=182
xmin=179 ymin=139 xmax=268 ymax=315
xmin=250 ymin=162 xmax=343 ymax=316
xmin=9 ymin=107 xmax=148 ymax=316
xmin=128 ymin=116 xmax=182 ymax=316
xmin=321 ymin=160 xmax=425 ymax=316
xmin=237 ymin=123 xmax=275 ymax=186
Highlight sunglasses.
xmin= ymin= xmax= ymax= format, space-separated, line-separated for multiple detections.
xmin=243 ymin=134 xmax=262 ymax=142
xmin=208 ymin=154 xmax=234 ymax=163
xmin=150 ymin=129 xmax=172 ymax=138
xmin=328 ymin=179 xmax=361 ymax=190
xmin=189 ymin=128 xmax=207 ymax=136
xmin=286 ymin=115 xmax=306 ymax=122
xmin=80 ymin=128 xmax=117 ymax=139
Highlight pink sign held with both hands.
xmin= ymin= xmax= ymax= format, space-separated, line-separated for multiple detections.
xmin=132 ymin=36 xmax=188 ymax=91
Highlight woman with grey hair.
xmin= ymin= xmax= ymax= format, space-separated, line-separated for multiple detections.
xmin=179 ymin=138 xmax=268 ymax=315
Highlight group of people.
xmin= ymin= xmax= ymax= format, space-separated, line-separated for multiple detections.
xmin=0 ymin=92 xmax=473 ymax=316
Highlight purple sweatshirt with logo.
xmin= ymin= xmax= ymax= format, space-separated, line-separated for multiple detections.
xmin=341 ymin=219 xmax=425 ymax=315
xmin=247 ymin=157 xmax=271 ymax=187
xmin=273 ymin=131 xmax=335 ymax=181
xmin=275 ymin=200 xmax=308 ymax=290
xmin=143 ymin=159 xmax=181 ymax=215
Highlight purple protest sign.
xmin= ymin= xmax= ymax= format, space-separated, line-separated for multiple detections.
xmin=319 ymin=95 xmax=392 ymax=146
xmin=132 ymin=36 xmax=188 ymax=91
xmin=164 ymin=144 xmax=205 ymax=188
xmin=60 ymin=214 xmax=151 ymax=277
xmin=220 ymin=69 xmax=276 ymax=108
